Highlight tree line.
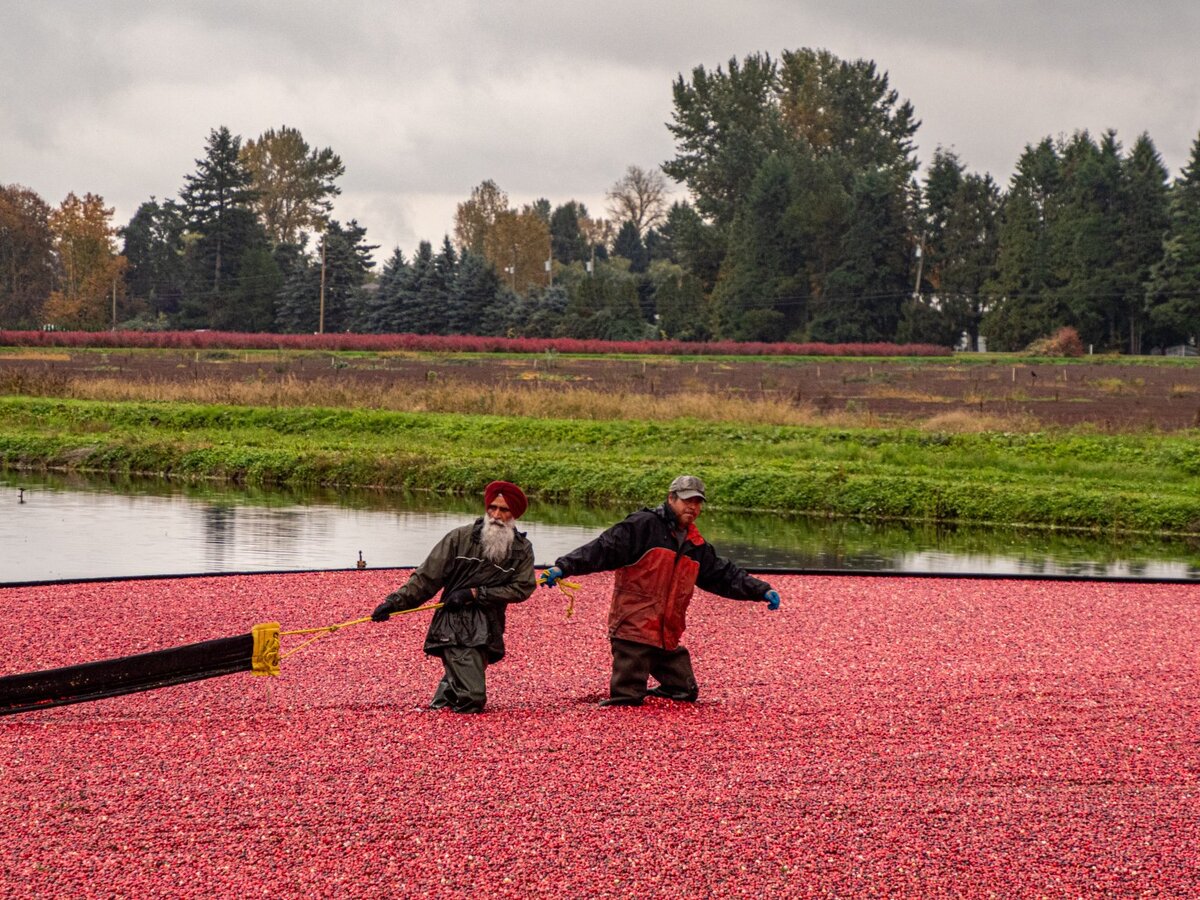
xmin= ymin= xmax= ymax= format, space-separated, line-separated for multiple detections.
xmin=4 ymin=47 xmax=1200 ymax=353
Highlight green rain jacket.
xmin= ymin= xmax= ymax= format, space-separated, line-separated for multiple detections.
xmin=384 ymin=518 xmax=536 ymax=663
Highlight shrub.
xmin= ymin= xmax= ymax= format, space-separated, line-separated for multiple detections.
xmin=1026 ymin=326 xmax=1085 ymax=358
xmin=0 ymin=329 xmax=953 ymax=358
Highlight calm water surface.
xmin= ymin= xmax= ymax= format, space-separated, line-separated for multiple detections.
xmin=3 ymin=472 xmax=1199 ymax=583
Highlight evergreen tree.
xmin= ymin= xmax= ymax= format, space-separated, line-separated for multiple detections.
xmin=360 ymin=248 xmax=410 ymax=333
xmin=909 ymin=149 xmax=1001 ymax=349
xmin=448 ymin=249 xmax=503 ymax=335
xmin=712 ymin=153 xmax=804 ymax=340
xmin=1117 ymin=134 xmax=1170 ymax=352
xmin=613 ymin=220 xmax=649 ymax=273
xmin=273 ymin=219 xmax=375 ymax=333
xmin=1050 ymin=131 xmax=1123 ymax=349
xmin=179 ymin=127 xmax=257 ymax=294
xmin=652 ymin=262 xmax=710 ymax=340
xmin=1146 ymin=134 xmax=1200 ymax=348
xmin=658 ymin=202 xmax=725 ymax=293
xmin=510 ymin=283 xmax=568 ymax=337
xmin=644 ymin=227 xmax=666 ymax=262
xmin=561 ymin=264 xmax=646 ymax=340
xmin=982 ymin=138 xmax=1064 ymax=350
xmin=550 ymin=202 xmax=589 ymax=263
xmin=121 ymin=198 xmax=186 ymax=323
xmin=713 ymin=151 xmax=848 ymax=340
xmin=225 ymin=244 xmax=282 ymax=332
xmin=275 ymin=256 xmax=317 ymax=333
xmin=809 ymin=168 xmax=911 ymax=342
xmin=398 ymin=241 xmax=443 ymax=334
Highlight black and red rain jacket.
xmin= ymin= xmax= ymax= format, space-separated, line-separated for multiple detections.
xmin=554 ymin=503 xmax=770 ymax=650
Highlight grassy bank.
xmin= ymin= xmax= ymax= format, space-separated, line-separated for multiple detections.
xmin=2 ymin=396 xmax=1198 ymax=535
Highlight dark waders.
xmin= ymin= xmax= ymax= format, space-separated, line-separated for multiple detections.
xmin=603 ymin=637 xmax=699 ymax=706
xmin=431 ymin=646 xmax=488 ymax=713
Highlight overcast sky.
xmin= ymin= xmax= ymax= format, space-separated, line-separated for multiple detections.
xmin=3 ymin=1 xmax=1197 ymax=265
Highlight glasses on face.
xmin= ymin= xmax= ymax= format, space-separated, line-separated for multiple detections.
xmin=487 ymin=503 xmax=511 ymax=515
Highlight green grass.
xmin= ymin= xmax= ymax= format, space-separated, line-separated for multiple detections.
xmin=2 ymin=396 xmax=1199 ymax=535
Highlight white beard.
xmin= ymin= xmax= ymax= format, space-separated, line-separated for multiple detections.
xmin=480 ymin=516 xmax=516 ymax=563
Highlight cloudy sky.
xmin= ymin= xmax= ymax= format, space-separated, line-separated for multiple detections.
xmin=3 ymin=1 xmax=1197 ymax=265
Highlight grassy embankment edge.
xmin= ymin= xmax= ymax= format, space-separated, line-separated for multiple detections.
xmin=2 ymin=396 xmax=1198 ymax=536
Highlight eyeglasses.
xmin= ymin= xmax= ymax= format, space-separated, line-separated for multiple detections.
xmin=487 ymin=503 xmax=511 ymax=514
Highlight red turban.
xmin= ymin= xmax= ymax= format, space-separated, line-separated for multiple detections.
xmin=484 ymin=480 xmax=528 ymax=519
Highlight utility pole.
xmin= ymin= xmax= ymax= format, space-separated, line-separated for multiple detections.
xmin=111 ymin=279 xmax=117 ymax=331
xmin=318 ymin=230 xmax=327 ymax=334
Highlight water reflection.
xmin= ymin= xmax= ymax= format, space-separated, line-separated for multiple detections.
xmin=3 ymin=471 xmax=1199 ymax=583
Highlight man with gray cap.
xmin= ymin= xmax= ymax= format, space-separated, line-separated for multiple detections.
xmin=542 ymin=475 xmax=781 ymax=706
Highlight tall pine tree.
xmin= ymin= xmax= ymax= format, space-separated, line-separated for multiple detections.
xmin=982 ymin=138 xmax=1064 ymax=350
xmin=1118 ymin=134 xmax=1170 ymax=352
xmin=1146 ymin=133 xmax=1200 ymax=349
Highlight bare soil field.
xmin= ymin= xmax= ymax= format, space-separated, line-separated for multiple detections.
xmin=4 ymin=349 xmax=1200 ymax=430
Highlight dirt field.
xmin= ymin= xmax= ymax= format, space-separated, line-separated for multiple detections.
xmin=4 ymin=349 xmax=1200 ymax=430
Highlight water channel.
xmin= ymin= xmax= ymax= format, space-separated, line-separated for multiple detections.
xmin=3 ymin=471 xmax=1199 ymax=584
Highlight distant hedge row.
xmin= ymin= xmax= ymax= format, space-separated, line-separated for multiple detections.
xmin=0 ymin=330 xmax=952 ymax=358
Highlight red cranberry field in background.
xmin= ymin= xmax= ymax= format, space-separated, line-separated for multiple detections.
xmin=2 ymin=571 xmax=1197 ymax=898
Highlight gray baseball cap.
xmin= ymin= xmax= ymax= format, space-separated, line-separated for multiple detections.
xmin=669 ymin=474 xmax=706 ymax=500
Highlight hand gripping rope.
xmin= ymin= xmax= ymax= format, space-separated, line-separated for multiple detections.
xmin=538 ymin=571 xmax=581 ymax=619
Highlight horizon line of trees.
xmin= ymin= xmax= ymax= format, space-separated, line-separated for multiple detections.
xmin=4 ymin=48 xmax=1200 ymax=353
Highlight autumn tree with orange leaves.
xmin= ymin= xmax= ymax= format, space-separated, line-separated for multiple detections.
xmin=43 ymin=192 xmax=127 ymax=330
xmin=0 ymin=184 xmax=56 ymax=328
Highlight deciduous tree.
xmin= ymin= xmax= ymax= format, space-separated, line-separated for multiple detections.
xmin=605 ymin=165 xmax=670 ymax=236
xmin=453 ymin=180 xmax=509 ymax=256
xmin=483 ymin=206 xmax=551 ymax=296
xmin=241 ymin=125 xmax=344 ymax=246
xmin=664 ymin=53 xmax=787 ymax=229
xmin=0 ymin=184 xmax=55 ymax=328
xmin=43 ymin=192 xmax=127 ymax=330
xmin=776 ymin=48 xmax=919 ymax=183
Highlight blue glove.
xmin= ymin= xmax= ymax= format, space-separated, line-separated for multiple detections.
xmin=540 ymin=566 xmax=564 ymax=588
xmin=764 ymin=589 xmax=781 ymax=611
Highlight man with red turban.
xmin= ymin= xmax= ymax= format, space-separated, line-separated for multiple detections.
xmin=371 ymin=480 xmax=535 ymax=713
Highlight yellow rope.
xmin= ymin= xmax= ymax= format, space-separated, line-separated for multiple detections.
xmin=277 ymin=603 xmax=443 ymax=662
xmin=538 ymin=574 xmax=581 ymax=619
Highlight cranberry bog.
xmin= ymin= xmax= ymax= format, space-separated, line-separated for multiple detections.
xmin=2 ymin=570 xmax=1197 ymax=897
